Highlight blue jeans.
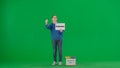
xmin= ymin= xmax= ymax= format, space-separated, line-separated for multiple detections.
xmin=52 ymin=39 xmax=62 ymax=62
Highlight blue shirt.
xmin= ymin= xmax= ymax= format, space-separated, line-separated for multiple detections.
xmin=46 ymin=23 xmax=64 ymax=40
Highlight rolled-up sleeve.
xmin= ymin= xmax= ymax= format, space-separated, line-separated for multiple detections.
xmin=45 ymin=24 xmax=52 ymax=30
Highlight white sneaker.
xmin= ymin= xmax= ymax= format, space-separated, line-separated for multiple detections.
xmin=59 ymin=62 xmax=62 ymax=66
xmin=52 ymin=61 xmax=57 ymax=66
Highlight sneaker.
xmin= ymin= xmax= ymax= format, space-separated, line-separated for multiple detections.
xmin=59 ymin=62 xmax=62 ymax=66
xmin=52 ymin=61 xmax=57 ymax=66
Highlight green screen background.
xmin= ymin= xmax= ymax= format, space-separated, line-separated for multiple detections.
xmin=0 ymin=0 xmax=120 ymax=63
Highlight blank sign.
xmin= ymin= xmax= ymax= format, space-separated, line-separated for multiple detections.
xmin=55 ymin=23 xmax=65 ymax=30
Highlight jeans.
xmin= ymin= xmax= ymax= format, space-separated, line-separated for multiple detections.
xmin=52 ymin=39 xmax=62 ymax=62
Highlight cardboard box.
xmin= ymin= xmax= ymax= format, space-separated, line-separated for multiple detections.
xmin=65 ymin=56 xmax=76 ymax=66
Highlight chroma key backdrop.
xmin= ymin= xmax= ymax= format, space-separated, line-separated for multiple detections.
xmin=0 ymin=0 xmax=120 ymax=68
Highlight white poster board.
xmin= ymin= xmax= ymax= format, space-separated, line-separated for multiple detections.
xmin=55 ymin=23 xmax=65 ymax=30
